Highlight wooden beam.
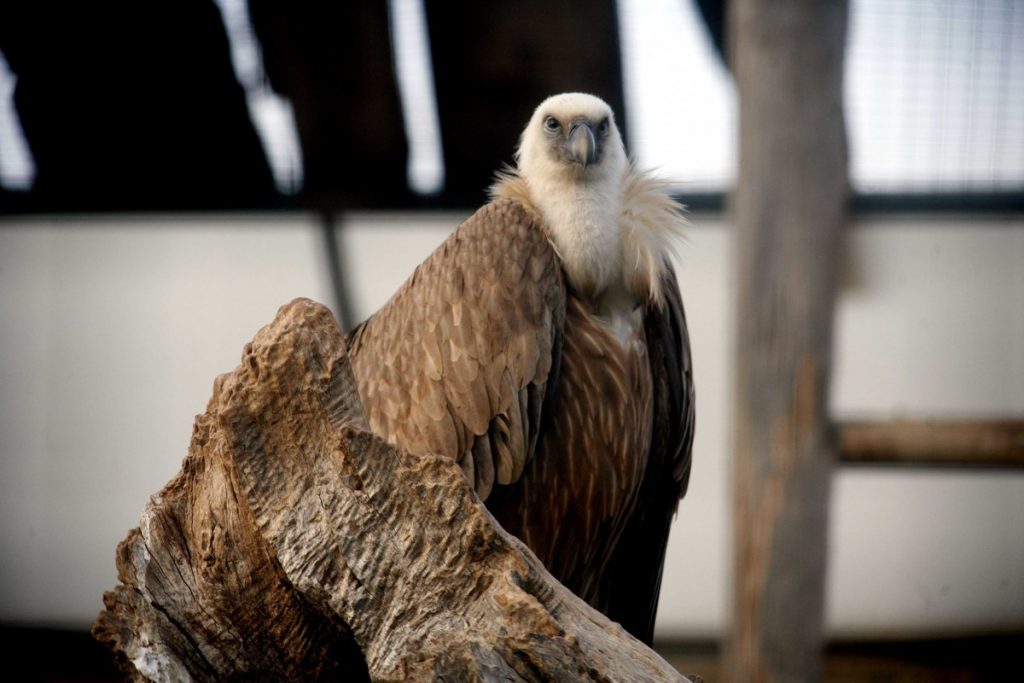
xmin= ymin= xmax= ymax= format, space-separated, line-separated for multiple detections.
xmin=727 ymin=1 xmax=849 ymax=681
xmin=839 ymin=419 xmax=1024 ymax=468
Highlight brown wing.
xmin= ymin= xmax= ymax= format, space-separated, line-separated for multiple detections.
xmin=596 ymin=263 xmax=695 ymax=645
xmin=345 ymin=198 xmax=566 ymax=501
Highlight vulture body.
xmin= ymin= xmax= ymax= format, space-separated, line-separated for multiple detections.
xmin=345 ymin=93 xmax=694 ymax=643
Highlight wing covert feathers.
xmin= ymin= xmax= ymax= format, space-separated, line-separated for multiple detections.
xmin=345 ymin=199 xmax=565 ymax=501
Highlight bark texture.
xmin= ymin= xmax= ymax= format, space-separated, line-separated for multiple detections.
xmin=93 ymin=298 xmax=690 ymax=682
xmin=727 ymin=0 xmax=849 ymax=681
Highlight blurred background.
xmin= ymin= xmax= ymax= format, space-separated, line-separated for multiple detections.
xmin=1 ymin=0 xmax=1022 ymax=680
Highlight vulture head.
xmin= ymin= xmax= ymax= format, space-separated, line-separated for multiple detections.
xmin=512 ymin=93 xmax=635 ymax=311
xmin=517 ymin=92 xmax=627 ymax=188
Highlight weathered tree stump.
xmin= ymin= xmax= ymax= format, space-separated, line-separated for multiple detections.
xmin=93 ymin=298 xmax=691 ymax=682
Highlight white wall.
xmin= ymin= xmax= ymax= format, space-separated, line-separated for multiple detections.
xmin=1 ymin=212 xmax=1022 ymax=637
xmin=828 ymin=217 xmax=1024 ymax=637
xmin=0 ymin=216 xmax=332 ymax=627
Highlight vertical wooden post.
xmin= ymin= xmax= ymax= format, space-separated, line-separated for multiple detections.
xmin=727 ymin=1 xmax=849 ymax=682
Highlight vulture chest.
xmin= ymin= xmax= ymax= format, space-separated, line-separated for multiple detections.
xmin=488 ymin=294 xmax=655 ymax=604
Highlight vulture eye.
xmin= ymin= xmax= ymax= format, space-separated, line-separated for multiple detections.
xmin=543 ymin=116 xmax=560 ymax=133
xmin=598 ymin=118 xmax=609 ymax=134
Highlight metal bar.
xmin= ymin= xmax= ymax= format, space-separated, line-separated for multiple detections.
xmin=320 ymin=212 xmax=356 ymax=332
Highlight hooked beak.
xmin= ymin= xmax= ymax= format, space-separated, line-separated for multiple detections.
xmin=566 ymin=120 xmax=597 ymax=168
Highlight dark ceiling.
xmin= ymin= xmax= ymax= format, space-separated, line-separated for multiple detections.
xmin=1 ymin=1 xmax=720 ymax=214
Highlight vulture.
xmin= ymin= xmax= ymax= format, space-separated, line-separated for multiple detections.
xmin=345 ymin=93 xmax=694 ymax=644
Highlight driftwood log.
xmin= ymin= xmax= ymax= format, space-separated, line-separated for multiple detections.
xmin=93 ymin=298 xmax=691 ymax=682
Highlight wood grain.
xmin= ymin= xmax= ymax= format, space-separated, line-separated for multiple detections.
xmin=839 ymin=419 xmax=1024 ymax=468
xmin=727 ymin=0 xmax=850 ymax=681
xmin=93 ymin=298 xmax=691 ymax=682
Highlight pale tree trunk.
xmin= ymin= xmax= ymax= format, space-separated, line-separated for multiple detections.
xmin=93 ymin=298 xmax=693 ymax=682
xmin=727 ymin=1 xmax=849 ymax=682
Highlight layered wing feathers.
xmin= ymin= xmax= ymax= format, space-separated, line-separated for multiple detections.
xmin=345 ymin=199 xmax=565 ymax=501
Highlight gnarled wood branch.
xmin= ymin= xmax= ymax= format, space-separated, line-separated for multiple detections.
xmin=93 ymin=298 xmax=691 ymax=682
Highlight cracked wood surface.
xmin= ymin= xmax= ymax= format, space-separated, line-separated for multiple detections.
xmin=93 ymin=298 xmax=689 ymax=682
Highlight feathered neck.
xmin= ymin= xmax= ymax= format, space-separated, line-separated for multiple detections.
xmin=490 ymin=162 xmax=685 ymax=308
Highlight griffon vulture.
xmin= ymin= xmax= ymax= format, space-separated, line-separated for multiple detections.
xmin=346 ymin=93 xmax=694 ymax=644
